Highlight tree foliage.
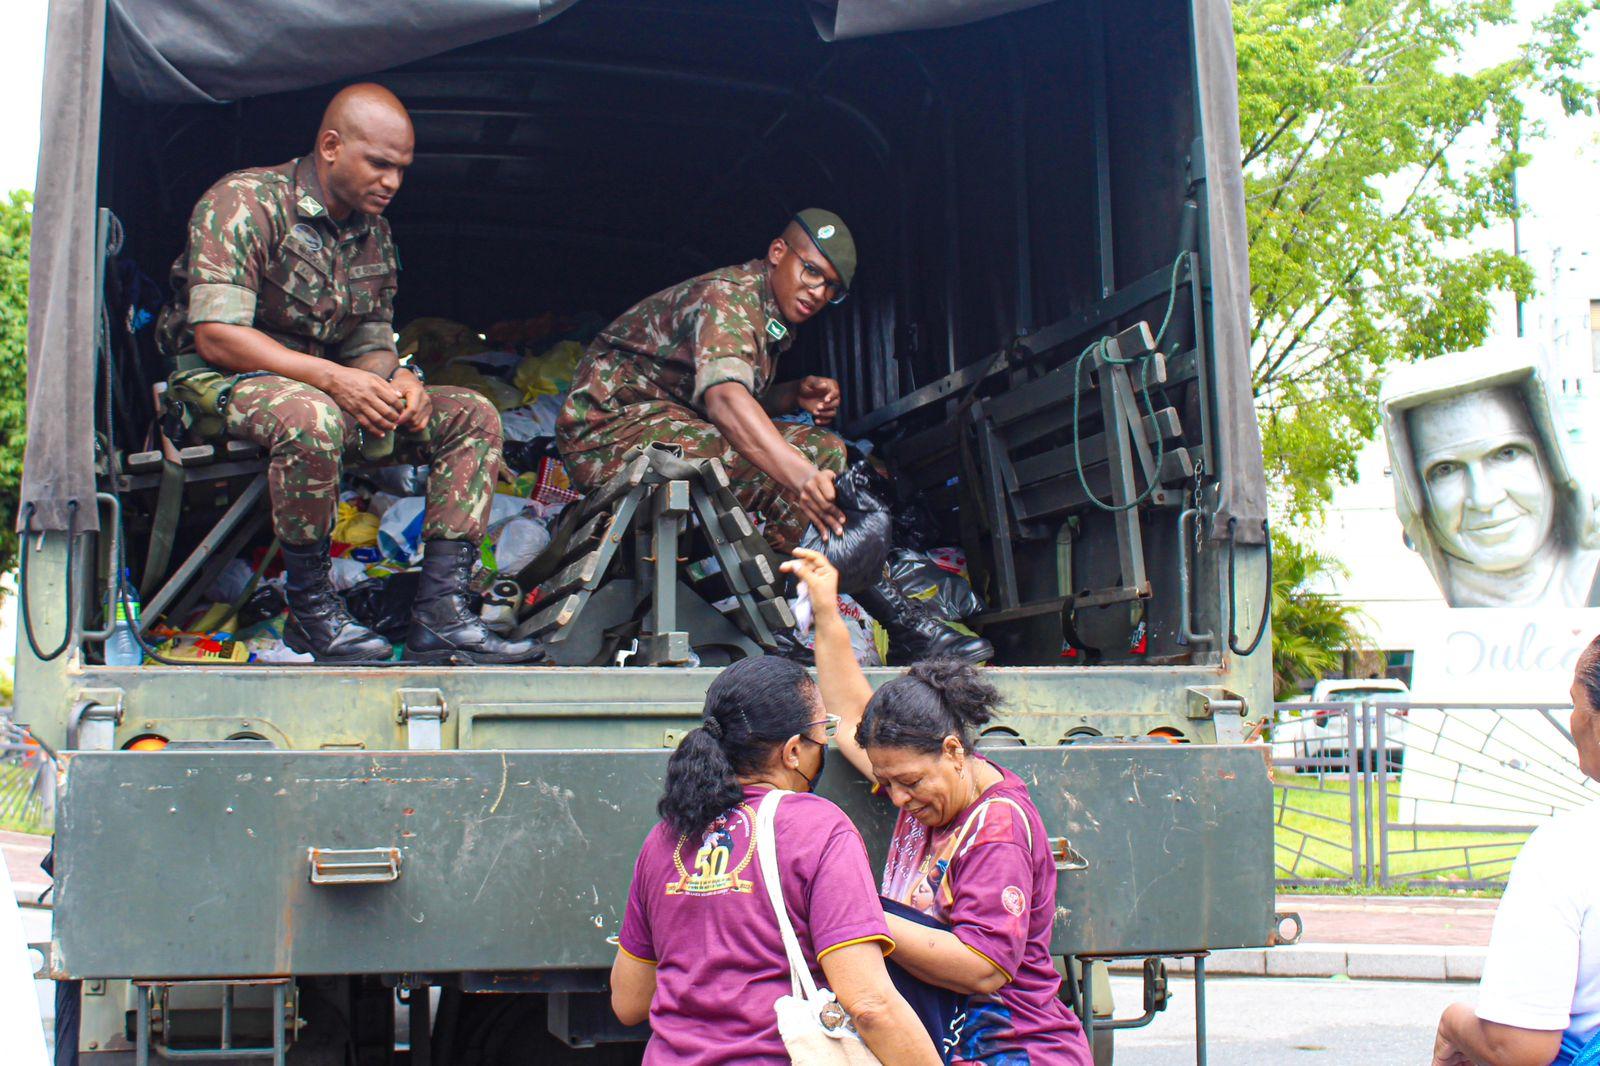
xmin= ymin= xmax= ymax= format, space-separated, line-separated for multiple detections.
xmin=0 ymin=191 xmax=29 ymax=578
xmin=1235 ymin=0 xmax=1599 ymax=521
xmin=1270 ymin=533 xmax=1369 ymax=699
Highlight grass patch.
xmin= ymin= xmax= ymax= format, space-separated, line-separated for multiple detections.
xmin=1274 ymin=772 xmax=1525 ymax=894
xmin=0 ymin=761 xmax=51 ymax=835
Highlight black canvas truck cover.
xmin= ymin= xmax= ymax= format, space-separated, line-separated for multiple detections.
xmin=21 ymin=0 xmax=1266 ymax=545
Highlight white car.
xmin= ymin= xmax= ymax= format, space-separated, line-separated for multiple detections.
xmin=1272 ymin=678 xmax=1411 ymax=773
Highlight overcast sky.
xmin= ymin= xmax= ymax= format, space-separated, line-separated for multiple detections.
xmin=1 ymin=0 xmax=46 ymax=194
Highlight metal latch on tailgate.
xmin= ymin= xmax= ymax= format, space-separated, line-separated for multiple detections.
xmin=1049 ymin=837 xmax=1090 ymax=872
xmin=396 ymin=689 xmax=447 ymax=750
xmin=308 ymin=847 xmax=402 ymax=885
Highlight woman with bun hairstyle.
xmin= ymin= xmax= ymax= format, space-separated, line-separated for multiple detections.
xmin=609 ymin=654 xmax=941 ymax=1065
xmin=783 ymin=548 xmax=1094 ymax=1065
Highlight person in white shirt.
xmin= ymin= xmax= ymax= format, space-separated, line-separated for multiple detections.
xmin=1432 ymin=636 xmax=1600 ymax=1066
xmin=0 ymin=848 xmax=49 ymax=1066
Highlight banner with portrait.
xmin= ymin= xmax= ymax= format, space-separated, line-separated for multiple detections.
xmin=1379 ymin=342 xmax=1600 ymax=824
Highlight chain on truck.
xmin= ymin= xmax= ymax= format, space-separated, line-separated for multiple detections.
xmin=16 ymin=1 xmax=1298 ymax=1062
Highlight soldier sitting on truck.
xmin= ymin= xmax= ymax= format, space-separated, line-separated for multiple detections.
xmin=557 ymin=212 xmax=991 ymax=664
xmin=155 ymin=84 xmax=542 ymax=666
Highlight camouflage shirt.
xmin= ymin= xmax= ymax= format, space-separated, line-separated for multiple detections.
xmin=156 ymin=156 xmax=399 ymax=367
xmin=557 ymin=260 xmax=795 ymax=453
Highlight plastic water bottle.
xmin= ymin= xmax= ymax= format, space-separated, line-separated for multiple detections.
xmin=105 ymin=570 xmax=143 ymax=666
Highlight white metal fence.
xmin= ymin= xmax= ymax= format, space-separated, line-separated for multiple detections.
xmin=1269 ymin=701 xmax=1597 ymax=889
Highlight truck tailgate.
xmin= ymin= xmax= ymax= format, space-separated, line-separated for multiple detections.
xmin=52 ymin=744 xmax=1272 ymax=978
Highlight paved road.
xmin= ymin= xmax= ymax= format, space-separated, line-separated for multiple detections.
xmin=10 ymin=913 xmax=1469 ymax=1064
xmin=1108 ymin=974 xmax=1463 ymax=1064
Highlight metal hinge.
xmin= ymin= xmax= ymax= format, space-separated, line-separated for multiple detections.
xmin=68 ymin=693 xmax=124 ymax=751
xmin=396 ymin=689 xmax=447 ymax=750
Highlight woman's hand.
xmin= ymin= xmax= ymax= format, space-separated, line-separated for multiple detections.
xmin=785 ymin=547 xmax=876 ymax=782
xmin=781 ymin=547 xmax=840 ymax=616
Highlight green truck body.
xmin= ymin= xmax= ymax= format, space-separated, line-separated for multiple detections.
xmin=17 ymin=0 xmax=1279 ymax=1060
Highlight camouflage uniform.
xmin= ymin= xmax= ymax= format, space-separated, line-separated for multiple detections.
xmin=557 ymin=260 xmax=846 ymax=552
xmin=156 ymin=156 xmax=502 ymax=547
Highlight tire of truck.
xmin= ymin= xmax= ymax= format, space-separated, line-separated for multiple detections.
xmin=435 ymin=990 xmax=643 ymax=1066
xmin=1093 ymin=1026 xmax=1114 ymax=1065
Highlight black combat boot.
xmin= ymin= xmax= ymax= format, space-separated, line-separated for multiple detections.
xmin=281 ymin=539 xmax=394 ymax=663
xmin=404 ymin=540 xmax=545 ymax=665
xmin=855 ymin=571 xmax=994 ymax=666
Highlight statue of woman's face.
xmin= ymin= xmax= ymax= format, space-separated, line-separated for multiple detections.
xmin=1408 ymin=386 xmax=1555 ymax=572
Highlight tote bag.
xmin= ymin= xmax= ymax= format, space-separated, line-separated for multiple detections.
xmin=753 ymin=789 xmax=884 ymax=1066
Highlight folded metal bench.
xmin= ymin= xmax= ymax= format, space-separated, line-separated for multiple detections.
xmin=506 ymin=444 xmax=795 ymax=666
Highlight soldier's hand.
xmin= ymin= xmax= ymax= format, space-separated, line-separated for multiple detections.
xmin=324 ymin=365 xmax=404 ymax=434
xmin=797 ymin=376 xmax=842 ymax=426
xmin=394 ymin=370 xmax=432 ymax=432
xmin=795 ymin=467 xmax=847 ymax=539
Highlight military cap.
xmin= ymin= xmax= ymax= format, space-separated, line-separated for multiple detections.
xmin=792 ymin=208 xmax=856 ymax=293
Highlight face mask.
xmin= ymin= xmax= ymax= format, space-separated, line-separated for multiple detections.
xmin=795 ymin=738 xmax=827 ymax=790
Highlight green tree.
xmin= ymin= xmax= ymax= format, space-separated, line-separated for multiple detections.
xmin=0 ymin=191 xmax=29 ymax=577
xmin=1235 ymin=0 xmax=1599 ymax=521
xmin=1270 ymin=534 xmax=1369 ymax=699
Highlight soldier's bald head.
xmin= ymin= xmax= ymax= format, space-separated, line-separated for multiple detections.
xmin=319 ymin=83 xmax=414 ymax=150
xmin=314 ymin=84 xmax=414 ymax=219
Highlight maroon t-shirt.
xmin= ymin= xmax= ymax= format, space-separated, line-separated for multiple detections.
xmin=881 ymin=760 xmax=1093 ymax=1065
xmin=620 ymin=785 xmax=892 ymax=1065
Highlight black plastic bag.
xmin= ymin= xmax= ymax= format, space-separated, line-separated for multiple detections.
xmin=503 ymin=437 xmax=560 ymax=475
xmin=800 ymin=461 xmax=893 ymax=594
xmin=853 ymin=459 xmax=941 ymax=551
xmin=343 ymin=572 xmax=423 ymax=642
xmin=889 ymin=548 xmax=983 ymax=621
xmin=356 ymin=464 xmax=430 ymax=496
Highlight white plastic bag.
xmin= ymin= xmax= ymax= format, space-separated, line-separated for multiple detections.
xmin=492 ymin=515 xmax=552 ymax=574
xmin=377 ymin=496 xmax=428 ymax=563
xmin=329 ymin=556 xmax=371 ymax=591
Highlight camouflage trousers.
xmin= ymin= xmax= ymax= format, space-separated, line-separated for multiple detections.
xmin=559 ymin=403 xmax=847 ymax=553
xmin=225 ymin=375 xmax=503 ymax=547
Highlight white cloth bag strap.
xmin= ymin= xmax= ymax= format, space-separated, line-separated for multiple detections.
xmin=754 ymin=788 xmax=820 ymax=1001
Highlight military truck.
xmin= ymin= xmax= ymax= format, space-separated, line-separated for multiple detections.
xmin=18 ymin=0 xmax=1285 ymax=1062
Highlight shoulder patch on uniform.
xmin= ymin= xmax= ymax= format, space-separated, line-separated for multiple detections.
xmin=296 ymin=194 xmax=325 ymax=218
xmin=1001 ymin=885 xmax=1026 ymax=917
xmin=289 ymin=223 xmax=324 ymax=252
xmin=765 ymin=318 xmax=788 ymax=342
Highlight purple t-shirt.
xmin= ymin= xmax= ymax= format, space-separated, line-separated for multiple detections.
xmin=620 ymin=785 xmax=892 ymax=1065
xmin=881 ymin=760 xmax=1093 ymax=1065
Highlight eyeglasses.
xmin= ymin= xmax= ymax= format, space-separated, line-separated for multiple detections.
xmin=801 ymin=714 xmax=841 ymax=740
xmin=793 ymin=252 xmax=849 ymax=305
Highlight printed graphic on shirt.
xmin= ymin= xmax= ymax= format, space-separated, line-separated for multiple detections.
xmin=951 ymin=1000 xmax=1030 ymax=1065
xmin=883 ymin=797 xmax=1027 ymax=922
xmin=666 ymin=804 xmax=756 ymax=896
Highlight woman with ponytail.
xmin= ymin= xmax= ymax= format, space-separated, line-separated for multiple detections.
xmin=784 ymin=549 xmax=1094 ymax=1066
xmin=609 ymin=654 xmax=940 ymax=1065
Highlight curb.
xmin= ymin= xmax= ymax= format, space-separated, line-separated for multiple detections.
xmin=1107 ymin=942 xmax=1486 ymax=982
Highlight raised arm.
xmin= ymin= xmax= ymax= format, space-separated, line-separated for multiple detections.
xmin=781 ymin=548 xmax=875 ymax=781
